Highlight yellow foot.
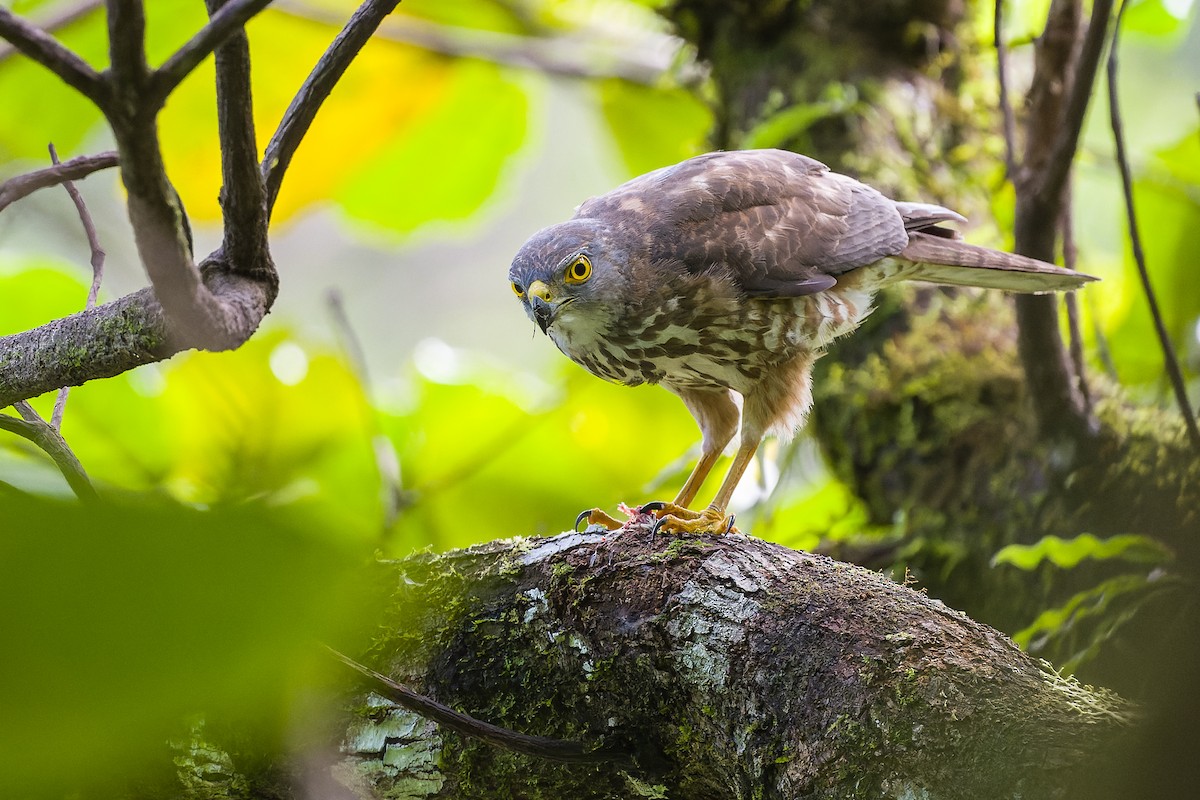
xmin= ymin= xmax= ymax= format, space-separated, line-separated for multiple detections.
xmin=574 ymin=507 xmax=624 ymax=531
xmin=575 ymin=502 xmax=705 ymax=533
xmin=645 ymin=502 xmax=738 ymax=536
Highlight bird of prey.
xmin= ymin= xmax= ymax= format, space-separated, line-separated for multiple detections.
xmin=508 ymin=149 xmax=1095 ymax=535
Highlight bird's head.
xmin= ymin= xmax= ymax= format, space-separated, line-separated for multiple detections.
xmin=508 ymin=219 xmax=627 ymax=339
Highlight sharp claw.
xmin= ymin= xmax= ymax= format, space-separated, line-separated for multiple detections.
xmin=640 ymin=501 xmax=667 ymax=514
xmin=651 ymin=516 xmax=668 ymax=537
xmin=574 ymin=509 xmax=594 ymax=532
xmin=724 ymin=514 xmax=736 ymax=534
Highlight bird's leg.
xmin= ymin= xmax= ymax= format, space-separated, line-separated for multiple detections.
xmin=575 ymin=388 xmax=738 ymax=533
xmin=650 ymin=384 xmax=785 ymax=536
xmin=637 ymin=387 xmax=739 ymax=527
xmin=651 ymin=436 xmax=760 ymax=536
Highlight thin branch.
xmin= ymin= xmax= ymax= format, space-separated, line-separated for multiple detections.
xmin=276 ymin=0 xmax=681 ymax=86
xmin=0 ymin=0 xmax=104 ymax=66
xmin=0 ymin=403 xmax=97 ymax=501
xmin=1107 ymin=0 xmax=1200 ymax=454
xmin=994 ymin=0 xmax=1018 ymax=178
xmin=327 ymin=289 xmax=409 ymax=533
xmin=324 ymin=645 xmax=634 ymax=766
xmin=0 ymin=7 xmax=109 ymax=106
xmin=0 ymin=151 xmax=118 ymax=213
xmin=1059 ymin=181 xmax=1091 ymax=415
xmin=205 ymin=0 xmax=271 ymax=273
xmin=105 ymin=0 xmax=149 ymax=95
xmin=48 ymin=143 xmax=106 ymax=430
xmin=153 ymin=0 xmax=277 ymax=104
xmin=262 ymin=0 xmax=402 ymax=216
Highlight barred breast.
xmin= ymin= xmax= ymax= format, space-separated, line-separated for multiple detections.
xmin=549 ymin=274 xmax=880 ymax=394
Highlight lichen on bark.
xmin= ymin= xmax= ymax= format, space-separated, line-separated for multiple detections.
xmin=329 ymin=531 xmax=1129 ymax=800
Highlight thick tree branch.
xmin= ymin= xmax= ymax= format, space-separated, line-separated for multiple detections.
xmin=1012 ymin=0 xmax=1112 ymax=441
xmin=1039 ymin=0 xmax=1115 ymax=214
xmin=328 ymin=646 xmax=633 ymax=766
xmin=324 ymin=531 xmax=1130 ymax=799
xmin=263 ymin=0 xmax=402 ymax=216
xmin=153 ymin=0 xmax=277 ymax=104
xmin=0 ymin=7 xmax=109 ymax=107
xmin=0 ymin=266 xmax=273 ymax=409
xmin=0 ymin=151 xmax=118 ymax=213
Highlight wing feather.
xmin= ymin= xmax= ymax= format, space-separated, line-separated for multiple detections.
xmin=575 ymin=149 xmax=910 ymax=298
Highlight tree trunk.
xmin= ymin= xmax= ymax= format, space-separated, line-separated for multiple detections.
xmin=323 ymin=530 xmax=1127 ymax=800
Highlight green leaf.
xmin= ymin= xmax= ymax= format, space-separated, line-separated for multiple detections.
xmin=743 ymin=84 xmax=858 ymax=151
xmin=1123 ymin=0 xmax=1190 ymax=36
xmin=0 ymin=258 xmax=91 ymax=337
xmin=0 ymin=495 xmax=367 ymax=797
xmin=598 ymin=78 xmax=711 ymax=177
xmin=338 ymin=59 xmax=527 ymax=234
xmin=1013 ymin=573 xmax=1182 ymax=672
xmin=992 ymin=533 xmax=1172 ymax=571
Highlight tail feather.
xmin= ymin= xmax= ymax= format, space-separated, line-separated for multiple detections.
xmin=898 ymin=231 xmax=1098 ymax=294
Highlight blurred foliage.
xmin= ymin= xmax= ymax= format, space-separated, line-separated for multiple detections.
xmin=993 ymin=533 xmax=1173 ymax=571
xmin=1 ymin=0 xmax=1199 ymax=793
xmin=992 ymin=532 xmax=1180 ymax=673
xmin=0 ymin=493 xmax=369 ymax=798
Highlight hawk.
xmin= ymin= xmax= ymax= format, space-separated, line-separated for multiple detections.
xmin=508 ymin=149 xmax=1095 ymax=535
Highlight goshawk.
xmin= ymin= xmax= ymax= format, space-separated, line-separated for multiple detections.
xmin=508 ymin=149 xmax=1094 ymax=535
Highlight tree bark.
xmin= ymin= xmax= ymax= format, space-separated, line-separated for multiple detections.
xmin=319 ymin=530 xmax=1128 ymax=800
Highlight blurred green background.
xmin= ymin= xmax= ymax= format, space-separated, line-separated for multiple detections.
xmin=1 ymin=0 xmax=1197 ymax=794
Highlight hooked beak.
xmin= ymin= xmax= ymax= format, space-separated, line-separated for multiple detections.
xmin=527 ymin=280 xmax=556 ymax=335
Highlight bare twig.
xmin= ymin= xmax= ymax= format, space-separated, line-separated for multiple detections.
xmin=0 ymin=0 xmax=104 ymax=66
xmin=276 ymin=0 xmax=680 ymax=86
xmin=325 ymin=645 xmax=634 ymax=766
xmin=1059 ymin=182 xmax=1091 ymax=414
xmin=0 ymin=151 xmax=118 ymax=213
xmin=47 ymin=143 xmax=106 ymax=430
xmin=0 ymin=7 xmax=109 ymax=107
xmin=263 ymin=0 xmax=402 ymax=216
xmin=1107 ymin=0 xmax=1200 ymax=454
xmin=327 ymin=289 xmax=408 ymax=532
xmin=153 ymin=0 xmax=278 ymax=104
xmin=994 ymin=0 xmax=1018 ymax=177
xmin=0 ymin=402 xmax=97 ymax=501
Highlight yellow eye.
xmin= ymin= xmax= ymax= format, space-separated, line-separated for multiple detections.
xmin=564 ymin=255 xmax=592 ymax=284
xmin=511 ymin=281 xmax=524 ymax=296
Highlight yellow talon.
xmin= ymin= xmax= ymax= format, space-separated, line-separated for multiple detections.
xmin=649 ymin=504 xmax=738 ymax=536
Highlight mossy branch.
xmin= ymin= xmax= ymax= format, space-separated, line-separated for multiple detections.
xmin=323 ymin=531 xmax=1129 ymax=800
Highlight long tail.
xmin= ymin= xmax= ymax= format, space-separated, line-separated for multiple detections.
xmin=898 ymin=231 xmax=1097 ymax=294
